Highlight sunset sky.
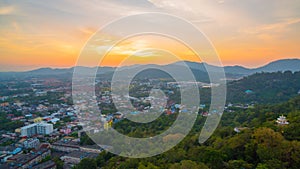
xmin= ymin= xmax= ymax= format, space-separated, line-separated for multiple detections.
xmin=0 ymin=0 xmax=300 ymax=71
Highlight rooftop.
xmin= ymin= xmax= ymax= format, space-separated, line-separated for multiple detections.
xmin=31 ymin=160 xmax=56 ymax=169
xmin=63 ymin=150 xmax=98 ymax=159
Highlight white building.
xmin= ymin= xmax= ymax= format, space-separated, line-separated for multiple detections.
xmin=21 ymin=123 xmax=53 ymax=137
xmin=21 ymin=123 xmax=37 ymax=137
xmin=276 ymin=115 xmax=289 ymax=125
xmin=36 ymin=123 xmax=53 ymax=135
xmin=23 ymin=138 xmax=40 ymax=149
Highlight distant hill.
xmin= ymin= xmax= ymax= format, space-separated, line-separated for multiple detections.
xmin=173 ymin=58 xmax=300 ymax=76
xmin=156 ymin=59 xmax=300 ymax=81
xmin=224 ymin=66 xmax=252 ymax=75
xmin=28 ymin=67 xmax=73 ymax=75
xmin=0 ymin=59 xmax=300 ymax=81
xmin=254 ymin=59 xmax=300 ymax=73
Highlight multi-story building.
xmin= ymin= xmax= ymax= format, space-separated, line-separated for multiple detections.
xmin=21 ymin=124 xmax=37 ymax=137
xmin=21 ymin=123 xmax=53 ymax=137
xmin=36 ymin=123 xmax=53 ymax=135
xmin=23 ymin=138 xmax=40 ymax=149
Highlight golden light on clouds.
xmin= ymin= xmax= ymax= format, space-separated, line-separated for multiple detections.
xmin=95 ymin=35 xmax=201 ymax=67
xmin=0 ymin=6 xmax=15 ymax=15
xmin=0 ymin=0 xmax=299 ymax=71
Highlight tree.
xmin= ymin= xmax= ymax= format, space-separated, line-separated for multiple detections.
xmin=227 ymin=160 xmax=253 ymax=169
xmin=170 ymin=160 xmax=209 ymax=169
xmin=252 ymin=128 xmax=284 ymax=161
xmin=75 ymin=158 xmax=97 ymax=169
xmin=53 ymin=157 xmax=64 ymax=169
xmin=80 ymin=134 xmax=95 ymax=145
xmin=256 ymin=163 xmax=268 ymax=169
xmin=138 ymin=162 xmax=159 ymax=169
xmin=116 ymin=158 xmax=139 ymax=169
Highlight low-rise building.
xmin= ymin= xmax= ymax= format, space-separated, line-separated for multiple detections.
xmin=0 ymin=154 xmax=13 ymax=163
xmin=51 ymin=140 xmax=80 ymax=153
xmin=6 ymin=148 xmax=50 ymax=169
xmin=23 ymin=138 xmax=40 ymax=149
xmin=60 ymin=151 xmax=98 ymax=165
xmin=0 ymin=146 xmax=22 ymax=156
xmin=80 ymin=145 xmax=102 ymax=154
xmin=31 ymin=160 xmax=56 ymax=169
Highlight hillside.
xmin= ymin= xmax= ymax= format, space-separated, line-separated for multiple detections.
xmin=226 ymin=71 xmax=300 ymax=104
xmin=74 ymin=95 xmax=300 ymax=169
xmin=254 ymin=59 xmax=300 ymax=73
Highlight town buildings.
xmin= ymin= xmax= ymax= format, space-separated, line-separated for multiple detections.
xmin=4 ymin=146 xmax=51 ymax=169
xmin=60 ymin=150 xmax=98 ymax=165
xmin=21 ymin=123 xmax=53 ymax=137
xmin=23 ymin=138 xmax=40 ymax=149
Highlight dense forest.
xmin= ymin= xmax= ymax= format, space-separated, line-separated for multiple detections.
xmin=226 ymin=71 xmax=300 ymax=104
xmin=74 ymin=95 xmax=300 ymax=169
xmin=198 ymin=71 xmax=300 ymax=104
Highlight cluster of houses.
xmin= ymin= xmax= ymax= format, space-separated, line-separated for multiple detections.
xmin=51 ymin=137 xmax=101 ymax=167
xmin=0 ymin=143 xmax=53 ymax=169
xmin=0 ymin=79 xmax=86 ymax=168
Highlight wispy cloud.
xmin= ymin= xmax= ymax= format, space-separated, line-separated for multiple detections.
xmin=96 ymin=39 xmax=151 ymax=56
xmin=242 ymin=18 xmax=300 ymax=34
xmin=111 ymin=0 xmax=156 ymax=8
xmin=0 ymin=6 xmax=15 ymax=15
xmin=78 ymin=27 xmax=97 ymax=37
xmin=148 ymin=0 xmax=207 ymax=20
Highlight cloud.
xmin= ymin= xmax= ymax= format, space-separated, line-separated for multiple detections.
xmin=133 ymin=50 xmax=157 ymax=57
xmin=78 ymin=27 xmax=97 ymax=36
xmin=242 ymin=18 xmax=300 ymax=34
xmin=110 ymin=0 xmax=156 ymax=8
xmin=190 ymin=19 xmax=214 ymax=24
xmin=0 ymin=6 xmax=15 ymax=15
xmin=260 ymin=18 xmax=300 ymax=31
xmin=96 ymin=39 xmax=151 ymax=56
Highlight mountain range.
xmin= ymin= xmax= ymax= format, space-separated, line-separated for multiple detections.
xmin=1 ymin=59 xmax=300 ymax=81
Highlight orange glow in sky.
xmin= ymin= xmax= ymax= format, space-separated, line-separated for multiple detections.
xmin=0 ymin=1 xmax=300 ymax=71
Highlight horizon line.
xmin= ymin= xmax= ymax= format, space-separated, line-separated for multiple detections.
xmin=1 ymin=58 xmax=299 ymax=73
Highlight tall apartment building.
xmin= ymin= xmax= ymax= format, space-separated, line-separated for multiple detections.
xmin=21 ymin=123 xmax=53 ymax=137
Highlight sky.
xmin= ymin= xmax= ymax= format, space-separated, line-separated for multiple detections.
xmin=0 ymin=0 xmax=300 ymax=71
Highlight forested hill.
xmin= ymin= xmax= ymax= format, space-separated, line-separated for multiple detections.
xmin=226 ymin=71 xmax=300 ymax=104
xmin=74 ymin=95 xmax=300 ymax=169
